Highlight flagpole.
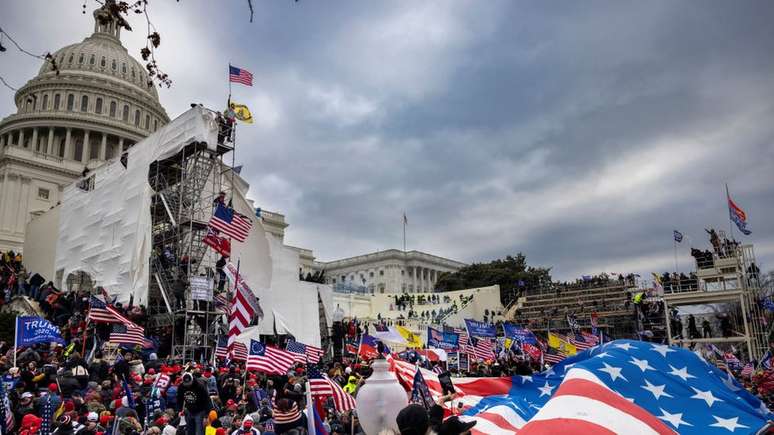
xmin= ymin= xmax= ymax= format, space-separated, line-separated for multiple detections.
xmin=402 ymin=212 xmax=406 ymax=252
xmin=305 ymin=381 xmax=315 ymax=435
xmin=13 ymin=316 xmax=18 ymax=368
xmin=673 ymin=238 xmax=678 ymax=274
xmin=725 ymin=183 xmax=735 ymax=240
xmin=228 ymin=62 xmax=232 ymax=100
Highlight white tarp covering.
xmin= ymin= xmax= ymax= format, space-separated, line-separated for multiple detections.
xmin=55 ymin=107 xmax=219 ymax=304
xmin=52 ymin=105 xmax=329 ymax=346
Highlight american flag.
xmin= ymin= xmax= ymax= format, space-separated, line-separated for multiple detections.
xmin=387 ymin=354 xmax=420 ymax=387
xmin=456 ymin=340 xmax=774 ymax=434
xmin=225 ymin=263 xmax=261 ymax=351
xmin=213 ymin=292 xmax=229 ymax=311
xmin=215 ymin=336 xmax=248 ymax=361
xmin=209 ymin=202 xmax=252 ymax=242
xmin=543 ymin=348 xmax=566 ymax=364
xmin=582 ymin=331 xmax=600 ymax=345
xmin=88 ymin=295 xmax=135 ymax=325
xmin=569 ymin=333 xmax=595 ymax=351
xmin=741 ymin=363 xmax=754 ymax=378
xmin=109 ymin=323 xmax=145 ymax=346
xmin=327 ymin=372 xmax=357 ymax=412
xmin=0 ymin=380 xmax=14 ymax=434
xmin=286 ymin=341 xmax=324 ymax=364
xmin=229 ymin=65 xmax=253 ymax=86
xmin=468 ymin=337 xmax=494 ymax=361
xmin=40 ymin=393 xmax=53 ymax=435
xmin=307 ymin=364 xmax=334 ymax=396
xmin=246 ymin=340 xmax=295 ymax=375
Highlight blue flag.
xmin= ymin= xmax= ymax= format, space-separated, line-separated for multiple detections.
xmin=674 ymin=230 xmax=684 ymax=243
xmin=427 ymin=326 xmax=459 ymax=350
xmin=464 ymin=319 xmax=496 ymax=338
xmin=411 ymin=368 xmax=434 ymax=410
xmin=503 ymin=322 xmax=538 ymax=345
xmin=15 ymin=316 xmax=65 ymax=347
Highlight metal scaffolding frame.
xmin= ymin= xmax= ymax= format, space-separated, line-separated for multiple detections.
xmin=146 ymin=127 xmax=235 ymax=362
xmin=663 ymin=243 xmax=767 ymax=359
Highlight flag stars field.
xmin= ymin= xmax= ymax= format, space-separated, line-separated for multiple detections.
xmin=658 ymin=408 xmax=693 ymax=429
xmin=691 ymin=387 xmax=723 ymax=407
xmin=641 ymin=379 xmax=673 ymax=400
xmin=629 ymin=356 xmax=657 ymax=372
xmin=599 ymin=362 xmax=628 ymax=382
xmin=538 ymin=381 xmax=554 ymax=398
xmin=651 ymin=344 xmax=676 ymax=358
xmin=710 ymin=416 xmax=749 ymax=432
xmin=668 ymin=365 xmax=696 ymax=382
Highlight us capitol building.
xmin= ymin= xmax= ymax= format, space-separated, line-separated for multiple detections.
xmin=0 ymin=3 xmax=169 ymax=251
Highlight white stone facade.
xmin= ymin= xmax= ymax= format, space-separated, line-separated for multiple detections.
xmin=314 ymin=249 xmax=467 ymax=294
xmin=0 ymin=3 xmax=169 ymax=251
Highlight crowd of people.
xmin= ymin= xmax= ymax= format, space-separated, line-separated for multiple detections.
xmin=3 ymin=243 xmax=773 ymax=435
xmin=0 ymin=251 xmax=523 ymax=435
xmin=657 ymin=271 xmax=699 ymax=293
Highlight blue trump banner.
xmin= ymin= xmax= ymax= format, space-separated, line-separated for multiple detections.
xmin=427 ymin=326 xmax=459 ymax=350
xmin=15 ymin=316 xmax=65 ymax=347
xmin=464 ymin=319 xmax=496 ymax=338
xmin=503 ymin=322 xmax=537 ymax=345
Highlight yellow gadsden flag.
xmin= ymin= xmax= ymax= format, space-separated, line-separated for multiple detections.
xmin=230 ymin=102 xmax=253 ymax=124
xmin=548 ymin=332 xmax=577 ymax=356
xmin=395 ymin=325 xmax=424 ymax=348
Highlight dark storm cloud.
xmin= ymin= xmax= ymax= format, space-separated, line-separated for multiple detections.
xmin=2 ymin=0 xmax=773 ymax=279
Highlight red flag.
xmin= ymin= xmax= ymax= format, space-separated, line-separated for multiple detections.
xmin=203 ymin=228 xmax=231 ymax=257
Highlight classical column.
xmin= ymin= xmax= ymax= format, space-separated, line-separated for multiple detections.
xmin=83 ymin=130 xmax=90 ymax=162
xmin=31 ymin=128 xmax=39 ymax=152
xmin=64 ymin=128 xmax=72 ymax=160
xmin=0 ymin=135 xmax=4 ymax=147
xmin=47 ymin=128 xmax=54 ymax=155
xmin=99 ymin=132 xmax=107 ymax=160
xmin=0 ymin=173 xmax=9 ymax=230
xmin=18 ymin=129 xmax=25 ymax=148
xmin=14 ymin=176 xmax=30 ymax=233
xmin=412 ymin=266 xmax=417 ymax=292
xmin=118 ymin=137 xmax=125 ymax=152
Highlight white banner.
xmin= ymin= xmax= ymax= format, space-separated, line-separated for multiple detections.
xmin=190 ymin=276 xmax=213 ymax=301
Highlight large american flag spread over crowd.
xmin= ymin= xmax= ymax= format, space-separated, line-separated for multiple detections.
xmin=391 ymin=340 xmax=772 ymax=434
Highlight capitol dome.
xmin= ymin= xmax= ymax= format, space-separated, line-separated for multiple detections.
xmin=0 ymin=2 xmax=170 ymax=251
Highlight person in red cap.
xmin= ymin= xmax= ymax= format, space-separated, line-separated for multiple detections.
xmin=232 ymin=415 xmax=259 ymax=435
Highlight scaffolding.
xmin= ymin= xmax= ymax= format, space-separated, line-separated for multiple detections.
xmin=147 ymin=125 xmax=235 ymax=362
xmin=663 ymin=243 xmax=767 ymax=359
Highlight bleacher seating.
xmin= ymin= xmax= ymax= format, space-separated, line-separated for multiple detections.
xmin=511 ymin=282 xmax=636 ymax=334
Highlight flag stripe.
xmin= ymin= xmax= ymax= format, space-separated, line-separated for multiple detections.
xmin=247 ymin=345 xmax=296 ymax=375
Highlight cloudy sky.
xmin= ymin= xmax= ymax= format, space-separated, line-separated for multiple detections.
xmin=2 ymin=1 xmax=773 ymax=280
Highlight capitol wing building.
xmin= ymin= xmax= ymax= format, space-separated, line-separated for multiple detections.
xmin=0 ymin=5 xmax=169 ymax=251
xmin=314 ymin=249 xmax=467 ymax=294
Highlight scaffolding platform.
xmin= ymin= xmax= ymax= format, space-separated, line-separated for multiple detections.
xmin=662 ymin=243 xmax=766 ymax=359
